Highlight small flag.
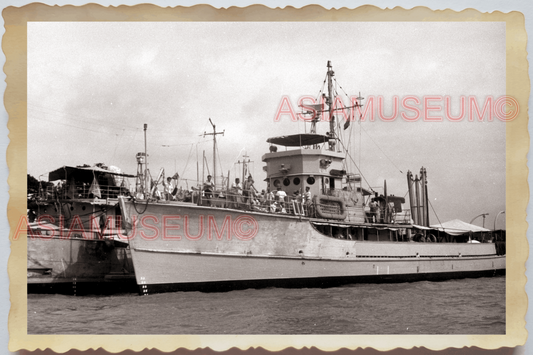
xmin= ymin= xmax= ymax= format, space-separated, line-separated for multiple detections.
xmin=120 ymin=177 xmax=130 ymax=189
xmin=344 ymin=108 xmax=354 ymax=130
xmin=67 ymin=182 xmax=76 ymax=199
xmin=89 ymin=177 xmax=101 ymax=198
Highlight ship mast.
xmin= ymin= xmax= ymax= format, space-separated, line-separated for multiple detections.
xmin=204 ymin=118 xmax=224 ymax=188
xmin=326 ymin=60 xmax=336 ymax=151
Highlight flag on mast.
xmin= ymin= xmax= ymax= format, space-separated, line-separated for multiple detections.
xmin=89 ymin=177 xmax=101 ymax=198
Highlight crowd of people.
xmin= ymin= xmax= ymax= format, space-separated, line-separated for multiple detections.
xmin=214 ymin=176 xmax=313 ymax=214
xmin=148 ymin=172 xmax=315 ymax=215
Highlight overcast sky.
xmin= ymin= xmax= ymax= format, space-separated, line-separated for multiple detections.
xmin=27 ymin=21 xmax=506 ymax=228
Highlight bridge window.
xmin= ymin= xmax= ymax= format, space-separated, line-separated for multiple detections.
xmin=293 ymin=177 xmax=301 ymax=185
xmin=307 ymin=177 xmax=315 ymax=185
xmin=283 ymin=178 xmax=291 ymax=186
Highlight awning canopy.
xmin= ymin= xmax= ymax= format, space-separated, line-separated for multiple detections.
xmin=413 ymin=225 xmax=433 ymax=230
xmin=430 ymin=219 xmax=491 ymax=236
xmin=48 ymin=166 xmax=135 ymax=182
xmin=267 ymin=133 xmax=330 ymax=147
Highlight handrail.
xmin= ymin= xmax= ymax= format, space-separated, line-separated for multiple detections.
xmin=41 ymin=184 xmax=130 ymax=200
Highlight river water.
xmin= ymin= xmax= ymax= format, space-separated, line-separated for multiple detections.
xmin=28 ymin=276 xmax=505 ymax=334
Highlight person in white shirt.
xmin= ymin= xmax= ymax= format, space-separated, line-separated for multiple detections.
xmin=164 ymin=177 xmax=174 ymax=201
xmin=203 ymin=175 xmax=214 ymax=205
xmin=276 ymin=187 xmax=287 ymax=212
xmin=303 ymin=186 xmax=312 ymax=204
xmin=230 ymin=178 xmax=243 ymax=208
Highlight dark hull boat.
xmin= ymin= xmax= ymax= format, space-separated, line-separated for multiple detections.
xmin=118 ymin=61 xmax=505 ymax=295
xmin=28 ymin=165 xmax=137 ymax=295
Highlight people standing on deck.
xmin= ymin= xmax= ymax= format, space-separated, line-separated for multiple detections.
xmin=203 ymin=175 xmax=214 ymax=206
xmin=164 ymin=177 xmax=174 ymax=201
xmin=303 ymin=186 xmax=312 ymax=203
xmin=302 ymin=186 xmax=313 ymax=216
xmin=230 ymin=178 xmax=243 ymax=208
xmin=292 ymin=190 xmax=301 ymax=202
xmin=276 ymin=187 xmax=287 ymax=212
xmin=242 ymin=175 xmax=256 ymax=208
xmin=266 ymin=188 xmax=276 ymax=212
xmin=259 ymin=189 xmax=267 ymax=205
xmin=369 ymin=198 xmax=379 ymax=223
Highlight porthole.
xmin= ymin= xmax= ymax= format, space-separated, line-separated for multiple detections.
xmin=293 ymin=177 xmax=301 ymax=186
xmin=307 ymin=177 xmax=316 ymax=185
xmin=283 ymin=178 xmax=290 ymax=186
xmin=273 ymin=179 xmax=281 ymax=188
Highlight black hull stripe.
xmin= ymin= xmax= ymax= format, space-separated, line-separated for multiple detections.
xmin=138 ymin=269 xmax=506 ymax=295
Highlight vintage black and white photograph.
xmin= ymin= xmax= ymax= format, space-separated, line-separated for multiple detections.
xmin=25 ymin=20 xmax=508 ymax=336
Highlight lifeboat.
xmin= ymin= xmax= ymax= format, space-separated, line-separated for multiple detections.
xmin=313 ymin=194 xmax=347 ymax=220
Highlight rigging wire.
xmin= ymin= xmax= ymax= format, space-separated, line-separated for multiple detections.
xmin=110 ymin=129 xmax=126 ymax=164
xmin=180 ymin=143 xmax=195 ymax=180
xmin=327 ymin=77 xmax=374 ymax=191
xmin=28 ymin=104 xmax=140 ymax=132
xmin=428 ymin=198 xmax=442 ymax=227
xmin=316 ymin=74 xmax=328 ymax=102
xmin=333 ymin=132 xmax=375 ymax=193
xmin=332 ymin=77 xmax=361 ymax=173
xmin=216 ymin=141 xmax=225 ymax=185
xmin=359 ymin=124 xmax=403 ymax=174
xmin=334 ymin=76 xmax=403 ymax=175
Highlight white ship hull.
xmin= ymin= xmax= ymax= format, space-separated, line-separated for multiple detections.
xmin=119 ymin=199 xmax=505 ymax=294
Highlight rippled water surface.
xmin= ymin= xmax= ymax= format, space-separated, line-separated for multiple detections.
xmin=28 ymin=276 xmax=505 ymax=334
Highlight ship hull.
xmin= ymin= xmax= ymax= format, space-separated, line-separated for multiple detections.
xmin=119 ymin=199 xmax=505 ymax=295
xmin=28 ymin=236 xmax=137 ymax=295
xmin=132 ymin=249 xmax=504 ymax=294
xmin=29 ymin=196 xmax=138 ymax=295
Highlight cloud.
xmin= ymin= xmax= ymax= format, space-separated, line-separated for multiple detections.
xmin=27 ymin=21 xmax=506 ymax=227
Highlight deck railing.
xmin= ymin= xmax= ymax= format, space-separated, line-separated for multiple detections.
xmin=40 ymin=184 xmax=130 ymax=200
xmin=137 ymin=185 xmax=411 ymax=225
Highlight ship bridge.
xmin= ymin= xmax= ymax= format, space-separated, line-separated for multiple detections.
xmin=262 ymin=133 xmax=354 ymax=197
